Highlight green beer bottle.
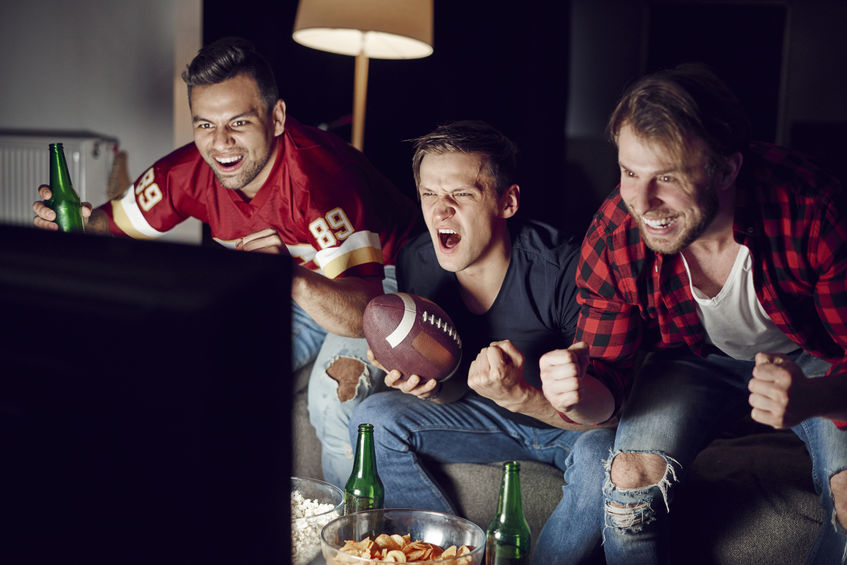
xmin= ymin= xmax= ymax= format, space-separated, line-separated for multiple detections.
xmin=47 ymin=142 xmax=85 ymax=232
xmin=485 ymin=461 xmax=531 ymax=565
xmin=343 ymin=423 xmax=384 ymax=514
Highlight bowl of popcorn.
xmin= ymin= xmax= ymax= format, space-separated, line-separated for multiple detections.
xmin=320 ymin=508 xmax=485 ymax=564
xmin=291 ymin=476 xmax=345 ymax=565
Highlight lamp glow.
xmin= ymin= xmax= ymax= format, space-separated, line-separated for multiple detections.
xmin=293 ymin=0 xmax=434 ymax=149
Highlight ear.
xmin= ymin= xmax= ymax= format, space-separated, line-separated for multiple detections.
xmin=500 ymin=184 xmax=520 ymax=219
xmin=718 ymin=151 xmax=743 ymax=190
xmin=272 ymin=99 xmax=286 ymax=137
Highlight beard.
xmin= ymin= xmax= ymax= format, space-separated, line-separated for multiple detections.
xmin=214 ymin=153 xmax=270 ymax=191
xmin=638 ymin=181 xmax=720 ymax=255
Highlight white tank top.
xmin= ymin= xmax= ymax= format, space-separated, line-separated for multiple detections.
xmin=681 ymin=245 xmax=797 ymax=360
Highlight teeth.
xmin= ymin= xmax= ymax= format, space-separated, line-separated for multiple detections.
xmin=438 ymin=228 xmax=457 ymax=235
xmin=216 ymin=155 xmax=242 ymax=165
xmin=642 ymin=216 xmax=675 ymax=229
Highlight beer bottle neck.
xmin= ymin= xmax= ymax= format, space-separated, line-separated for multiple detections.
xmin=351 ymin=424 xmax=377 ymax=478
xmin=494 ymin=462 xmax=525 ymax=524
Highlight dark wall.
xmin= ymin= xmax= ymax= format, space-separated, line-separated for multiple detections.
xmin=203 ymin=1 xmax=847 ymax=237
xmin=202 ymin=0 xmax=572 ymax=230
xmin=645 ymin=3 xmax=787 ymax=144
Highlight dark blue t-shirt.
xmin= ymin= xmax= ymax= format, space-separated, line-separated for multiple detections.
xmin=397 ymin=219 xmax=581 ymax=391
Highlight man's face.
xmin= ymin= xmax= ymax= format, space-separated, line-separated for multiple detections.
xmin=418 ymin=151 xmax=515 ymax=273
xmin=190 ymin=73 xmax=284 ymax=198
xmin=617 ymin=124 xmax=719 ymax=254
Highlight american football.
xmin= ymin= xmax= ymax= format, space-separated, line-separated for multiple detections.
xmin=363 ymin=292 xmax=462 ymax=382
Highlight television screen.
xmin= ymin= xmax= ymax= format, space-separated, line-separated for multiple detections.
xmin=0 ymin=224 xmax=292 ymax=565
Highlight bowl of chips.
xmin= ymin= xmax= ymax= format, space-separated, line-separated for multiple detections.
xmin=320 ymin=508 xmax=485 ymax=564
xmin=291 ymin=477 xmax=345 ymax=565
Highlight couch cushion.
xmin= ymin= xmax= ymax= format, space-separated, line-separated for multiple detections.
xmin=671 ymin=431 xmax=823 ymax=564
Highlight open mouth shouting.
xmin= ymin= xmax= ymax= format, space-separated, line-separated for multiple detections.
xmin=438 ymin=228 xmax=461 ymax=250
xmin=214 ymin=154 xmax=244 ymax=171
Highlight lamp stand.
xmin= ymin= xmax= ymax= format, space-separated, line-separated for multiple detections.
xmin=352 ymin=52 xmax=369 ymax=151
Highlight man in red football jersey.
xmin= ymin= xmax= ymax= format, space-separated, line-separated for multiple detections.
xmin=32 ymin=37 xmax=422 ymax=379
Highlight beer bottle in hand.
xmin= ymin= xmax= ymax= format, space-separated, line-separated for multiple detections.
xmin=485 ymin=461 xmax=531 ymax=565
xmin=47 ymin=143 xmax=85 ymax=232
xmin=343 ymin=423 xmax=384 ymax=514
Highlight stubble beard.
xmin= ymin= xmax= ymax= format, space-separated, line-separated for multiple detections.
xmin=215 ymin=152 xmax=269 ymax=191
xmin=639 ymin=183 xmax=720 ymax=255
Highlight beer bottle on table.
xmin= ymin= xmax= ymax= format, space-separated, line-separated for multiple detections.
xmin=485 ymin=461 xmax=531 ymax=565
xmin=343 ymin=423 xmax=384 ymax=514
xmin=47 ymin=143 xmax=85 ymax=232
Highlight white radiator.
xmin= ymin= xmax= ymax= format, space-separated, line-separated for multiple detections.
xmin=0 ymin=131 xmax=118 ymax=226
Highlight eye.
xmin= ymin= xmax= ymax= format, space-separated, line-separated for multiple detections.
xmin=659 ymin=175 xmax=674 ymax=183
xmin=232 ymin=119 xmax=248 ymax=127
xmin=621 ymin=167 xmax=635 ymax=178
xmin=196 ymin=122 xmax=212 ymax=130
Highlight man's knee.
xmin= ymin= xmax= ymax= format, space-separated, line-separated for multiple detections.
xmin=326 ymin=356 xmax=366 ymax=402
xmin=604 ymin=451 xmax=679 ymax=533
xmin=831 ymin=468 xmax=847 ymax=530
xmin=610 ymin=451 xmax=667 ymax=489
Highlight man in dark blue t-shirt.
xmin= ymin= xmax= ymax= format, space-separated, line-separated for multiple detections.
xmin=350 ymin=121 xmax=615 ymax=565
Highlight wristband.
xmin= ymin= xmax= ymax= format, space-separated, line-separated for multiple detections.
xmin=557 ymin=410 xmax=580 ymax=425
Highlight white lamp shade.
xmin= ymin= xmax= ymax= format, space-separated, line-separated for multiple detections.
xmin=293 ymin=0 xmax=433 ymax=59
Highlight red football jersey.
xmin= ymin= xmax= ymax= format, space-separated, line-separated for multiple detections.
xmin=101 ymin=118 xmax=421 ymax=281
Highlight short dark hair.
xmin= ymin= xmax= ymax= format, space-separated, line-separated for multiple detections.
xmin=410 ymin=120 xmax=518 ymax=195
xmin=607 ymin=63 xmax=751 ymax=176
xmin=181 ymin=37 xmax=279 ymax=113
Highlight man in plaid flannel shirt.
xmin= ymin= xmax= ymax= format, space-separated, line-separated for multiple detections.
xmin=539 ymin=64 xmax=847 ymax=564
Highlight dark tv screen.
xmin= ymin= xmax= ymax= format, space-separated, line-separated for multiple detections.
xmin=0 ymin=224 xmax=292 ymax=565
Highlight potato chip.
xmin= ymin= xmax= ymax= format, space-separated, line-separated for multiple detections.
xmin=374 ymin=534 xmax=402 ymax=552
xmin=382 ymin=549 xmax=407 ymax=562
xmin=336 ymin=532 xmax=474 ymax=563
xmin=441 ymin=545 xmax=458 ymax=559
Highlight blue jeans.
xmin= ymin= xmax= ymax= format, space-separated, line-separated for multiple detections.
xmin=602 ymin=348 xmax=847 ymax=565
xmin=292 ymin=301 xmax=326 ymax=372
xmin=350 ymin=390 xmax=614 ymax=565
xmin=307 ymin=267 xmax=396 ymax=487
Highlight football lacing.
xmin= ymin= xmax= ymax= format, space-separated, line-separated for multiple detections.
xmin=421 ymin=310 xmax=462 ymax=348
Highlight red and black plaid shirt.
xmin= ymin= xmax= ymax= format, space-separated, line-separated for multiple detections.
xmin=575 ymin=142 xmax=847 ymax=429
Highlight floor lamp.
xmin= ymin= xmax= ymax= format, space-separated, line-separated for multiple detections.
xmin=292 ymin=0 xmax=433 ymax=151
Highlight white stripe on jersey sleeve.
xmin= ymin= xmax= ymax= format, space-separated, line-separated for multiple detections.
xmin=112 ymin=185 xmax=168 ymax=239
xmin=314 ymin=230 xmax=383 ymax=279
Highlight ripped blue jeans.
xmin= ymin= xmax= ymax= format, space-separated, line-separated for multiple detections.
xmin=602 ymin=348 xmax=847 ymax=565
xmin=306 ymin=266 xmax=396 ymax=488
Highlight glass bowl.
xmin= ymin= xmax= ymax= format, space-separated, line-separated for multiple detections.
xmin=291 ymin=476 xmax=345 ymax=565
xmin=321 ymin=508 xmax=485 ymax=564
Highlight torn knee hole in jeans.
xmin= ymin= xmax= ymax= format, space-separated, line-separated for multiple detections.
xmin=326 ymin=356 xmax=366 ymax=402
xmin=605 ymin=500 xmax=655 ymax=531
xmin=603 ymin=451 xmax=679 ymax=533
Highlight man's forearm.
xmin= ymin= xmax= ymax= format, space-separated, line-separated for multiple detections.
xmin=86 ymin=208 xmax=112 ymax=235
xmin=499 ymin=384 xmax=605 ymax=431
xmin=291 ymin=265 xmax=382 ymax=337
xmin=556 ymin=373 xmax=617 ymax=426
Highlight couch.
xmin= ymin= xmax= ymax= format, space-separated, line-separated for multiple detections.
xmin=291 ymin=363 xmax=825 ymax=564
